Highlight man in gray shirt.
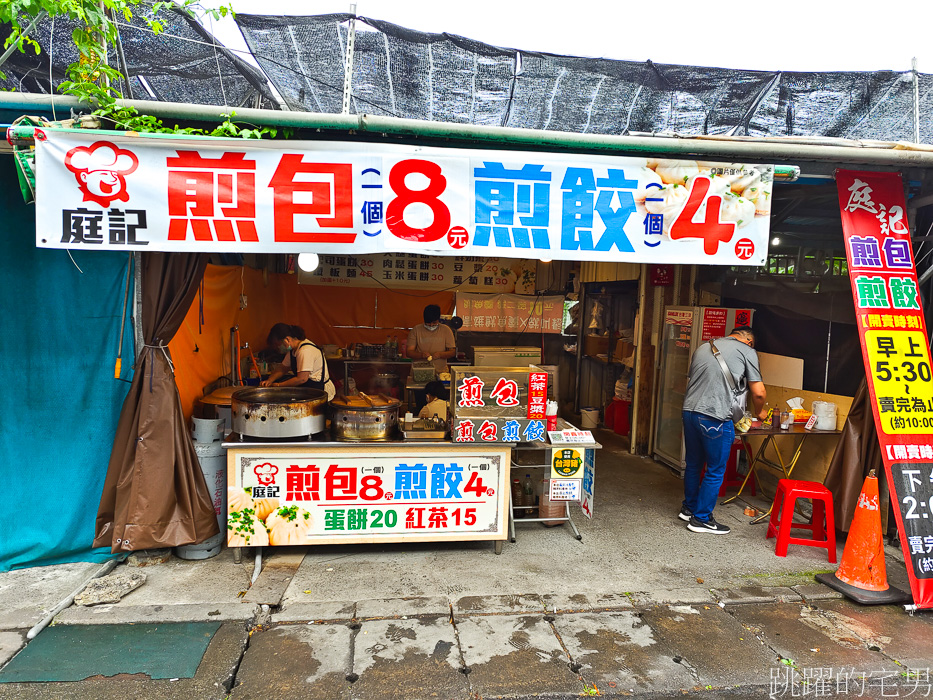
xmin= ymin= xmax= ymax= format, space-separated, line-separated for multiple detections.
xmin=680 ymin=326 xmax=767 ymax=534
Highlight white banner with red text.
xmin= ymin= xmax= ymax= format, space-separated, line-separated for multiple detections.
xmin=35 ymin=129 xmax=773 ymax=265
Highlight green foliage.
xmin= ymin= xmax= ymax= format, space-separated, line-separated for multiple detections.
xmin=91 ymin=104 xmax=279 ymax=139
xmin=1 ymin=1 xmax=263 ymax=138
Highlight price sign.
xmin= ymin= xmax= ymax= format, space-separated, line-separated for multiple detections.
xmin=549 ymin=479 xmax=581 ymax=501
xmin=890 ymin=463 xmax=933 ymax=579
xmin=867 ymin=330 xmax=933 ymax=434
xmin=384 ymin=156 xmax=470 ymax=247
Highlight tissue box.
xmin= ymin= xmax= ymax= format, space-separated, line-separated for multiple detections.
xmin=791 ymin=409 xmax=812 ymax=423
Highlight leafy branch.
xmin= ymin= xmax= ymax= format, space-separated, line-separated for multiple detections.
xmin=0 ymin=1 xmax=278 ymax=139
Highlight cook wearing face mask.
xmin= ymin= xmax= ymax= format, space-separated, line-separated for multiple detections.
xmin=406 ymin=304 xmax=457 ymax=373
xmin=260 ymin=322 xmax=336 ymax=400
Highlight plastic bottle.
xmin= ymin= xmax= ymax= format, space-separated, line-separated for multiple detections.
xmin=385 ymin=335 xmax=392 ymax=358
xmin=511 ymin=479 xmax=523 ymax=518
xmin=522 ymin=473 xmax=537 ymax=517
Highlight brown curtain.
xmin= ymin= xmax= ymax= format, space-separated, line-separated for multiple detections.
xmin=824 ymin=377 xmax=889 ymax=533
xmin=94 ymin=252 xmax=219 ymax=551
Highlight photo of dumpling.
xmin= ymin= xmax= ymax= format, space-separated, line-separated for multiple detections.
xmin=685 ymin=172 xmax=731 ymax=197
xmin=630 ymin=167 xmax=664 ymax=202
xmin=227 ymin=487 xmax=252 ymax=513
xmin=652 ymin=159 xmax=700 ymax=185
xmin=717 ymin=192 xmax=757 ymax=228
xmin=265 ymin=505 xmax=314 ymax=546
xmin=227 ymin=506 xmax=269 ymax=547
xmin=253 ymin=498 xmax=280 ymax=521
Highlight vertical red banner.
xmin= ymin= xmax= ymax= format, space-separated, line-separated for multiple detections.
xmin=837 ymin=170 xmax=933 ymax=609
xmin=527 ymin=372 xmax=548 ymax=419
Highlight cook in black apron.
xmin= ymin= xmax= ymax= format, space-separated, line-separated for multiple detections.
xmin=288 ymin=340 xmax=332 ymax=392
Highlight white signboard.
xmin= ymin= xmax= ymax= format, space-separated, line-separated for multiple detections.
xmin=549 ymin=478 xmax=582 ymax=501
xmin=36 ymin=129 xmax=773 ymax=265
xmin=548 ymin=429 xmax=595 ymax=444
xmin=226 ymin=446 xmax=509 ymax=546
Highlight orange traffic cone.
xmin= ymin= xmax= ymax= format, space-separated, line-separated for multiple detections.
xmin=816 ymin=470 xmax=910 ymax=605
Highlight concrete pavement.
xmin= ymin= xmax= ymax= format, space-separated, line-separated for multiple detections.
xmin=2 ymin=592 xmax=932 ymax=698
xmin=1 ymin=430 xmax=931 ymax=698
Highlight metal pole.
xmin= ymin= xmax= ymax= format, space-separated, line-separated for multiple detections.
xmin=913 ymin=58 xmax=921 ymax=144
xmin=115 ymin=252 xmax=131 ymax=379
xmin=27 ymin=558 xmax=120 ymax=639
xmin=573 ymin=284 xmax=586 ymax=415
xmin=0 ymin=12 xmax=48 ymax=71
xmin=133 ymin=251 xmax=143 ymax=358
xmin=342 ymin=4 xmax=357 ymax=115
xmin=110 ymin=7 xmax=133 ymax=100
xmin=823 ymin=294 xmax=834 ymax=393
xmin=6 ymin=93 xmax=933 ymax=168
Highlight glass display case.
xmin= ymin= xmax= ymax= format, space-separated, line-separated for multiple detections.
xmin=652 ymin=306 xmax=756 ymax=474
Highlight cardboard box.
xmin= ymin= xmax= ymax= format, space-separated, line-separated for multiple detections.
xmin=614 ymin=340 xmax=635 ymax=360
xmin=584 ymin=334 xmax=609 ymax=357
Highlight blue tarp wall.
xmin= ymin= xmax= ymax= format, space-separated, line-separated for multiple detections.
xmin=0 ymin=153 xmax=130 ymax=571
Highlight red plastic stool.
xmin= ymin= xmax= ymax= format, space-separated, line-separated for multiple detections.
xmin=719 ymin=439 xmax=753 ymax=497
xmin=766 ymin=479 xmax=836 ymax=562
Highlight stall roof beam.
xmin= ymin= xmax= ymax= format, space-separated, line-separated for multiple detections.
xmin=5 ymin=92 xmax=933 ymax=170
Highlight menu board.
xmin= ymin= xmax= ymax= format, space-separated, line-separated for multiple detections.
xmin=450 ymin=366 xmax=548 ymax=444
xmin=457 ymin=293 xmax=564 ymax=334
xmin=298 ymin=253 xmax=537 ymax=292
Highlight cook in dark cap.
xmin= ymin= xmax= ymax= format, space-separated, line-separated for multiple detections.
xmin=405 ymin=304 xmax=456 ymax=373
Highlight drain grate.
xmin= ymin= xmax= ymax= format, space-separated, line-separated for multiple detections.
xmin=0 ymin=622 xmax=221 ymax=683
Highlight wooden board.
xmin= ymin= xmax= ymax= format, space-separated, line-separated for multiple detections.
xmin=757 ymin=352 xmax=804 ymax=390
xmin=242 ymin=552 xmax=306 ymax=606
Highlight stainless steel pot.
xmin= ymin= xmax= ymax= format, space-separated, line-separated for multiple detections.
xmin=231 ymin=387 xmax=328 ymax=439
xmin=331 ymin=396 xmax=401 ymax=442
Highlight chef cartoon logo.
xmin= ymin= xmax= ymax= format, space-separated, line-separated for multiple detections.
xmin=64 ymin=141 xmax=139 ymax=207
xmin=253 ymin=462 xmax=279 ymax=486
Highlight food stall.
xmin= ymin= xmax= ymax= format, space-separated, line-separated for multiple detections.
xmin=23 ymin=125 xmax=778 ymax=570
xmin=222 ymin=360 xmax=603 ymax=555
xmin=222 ymin=370 xmax=537 ymax=555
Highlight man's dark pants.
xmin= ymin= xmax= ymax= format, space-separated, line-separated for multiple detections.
xmin=682 ymin=410 xmax=735 ymax=522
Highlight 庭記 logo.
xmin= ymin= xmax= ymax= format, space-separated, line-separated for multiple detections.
xmin=64 ymin=141 xmax=139 ymax=207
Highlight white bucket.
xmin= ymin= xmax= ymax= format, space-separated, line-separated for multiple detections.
xmin=812 ymin=401 xmax=837 ymax=430
xmin=581 ymin=408 xmax=599 ymax=429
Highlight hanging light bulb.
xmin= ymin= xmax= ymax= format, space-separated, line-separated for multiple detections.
xmin=297 ymin=253 xmax=320 ymax=272
xmin=771 ymin=236 xmax=781 ymax=246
